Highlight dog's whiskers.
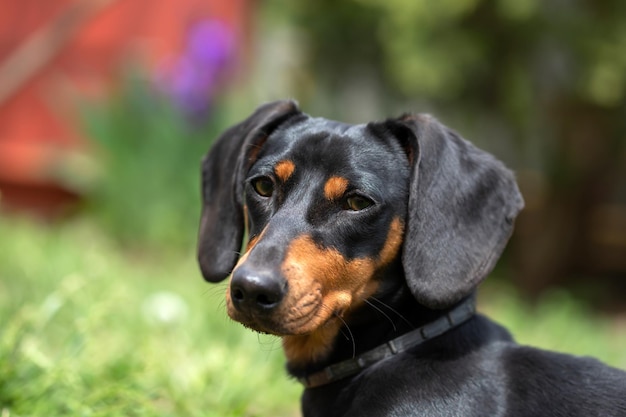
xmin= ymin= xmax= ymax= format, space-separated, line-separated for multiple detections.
xmin=203 ymin=282 xmax=227 ymax=297
xmin=256 ymin=333 xmax=282 ymax=354
xmin=362 ymin=298 xmax=397 ymax=332
xmin=334 ymin=312 xmax=356 ymax=359
xmin=318 ymin=303 xmax=356 ymax=358
xmin=366 ymin=296 xmax=415 ymax=330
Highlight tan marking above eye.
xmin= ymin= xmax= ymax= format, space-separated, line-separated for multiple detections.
xmin=274 ymin=160 xmax=296 ymax=182
xmin=324 ymin=176 xmax=349 ymax=201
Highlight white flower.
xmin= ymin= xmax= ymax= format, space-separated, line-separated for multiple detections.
xmin=142 ymin=291 xmax=189 ymax=326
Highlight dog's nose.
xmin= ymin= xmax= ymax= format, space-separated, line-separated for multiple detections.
xmin=230 ymin=267 xmax=285 ymax=311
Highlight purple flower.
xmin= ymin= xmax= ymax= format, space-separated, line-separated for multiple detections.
xmin=187 ymin=20 xmax=235 ymax=71
xmin=156 ymin=19 xmax=236 ymax=122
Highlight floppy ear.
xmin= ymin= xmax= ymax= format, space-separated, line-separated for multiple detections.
xmin=387 ymin=114 xmax=524 ymax=309
xmin=198 ymin=100 xmax=301 ymax=282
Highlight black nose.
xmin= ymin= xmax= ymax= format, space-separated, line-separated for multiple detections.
xmin=230 ymin=267 xmax=285 ymax=311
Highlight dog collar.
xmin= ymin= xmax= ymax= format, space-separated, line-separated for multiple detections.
xmin=297 ymin=297 xmax=476 ymax=388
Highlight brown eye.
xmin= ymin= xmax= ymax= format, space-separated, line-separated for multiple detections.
xmin=345 ymin=195 xmax=373 ymax=211
xmin=252 ymin=177 xmax=274 ymax=197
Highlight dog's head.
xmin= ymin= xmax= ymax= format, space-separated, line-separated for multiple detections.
xmin=198 ymin=100 xmax=523 ymax=339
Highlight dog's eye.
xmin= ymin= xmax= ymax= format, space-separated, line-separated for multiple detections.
xmin=251 ymin=177 xmax=274 ymax=197
xmin=345 ymin=195 xmax=373 ymax=211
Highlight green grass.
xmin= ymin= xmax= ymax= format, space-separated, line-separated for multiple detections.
xmin=0 ymin=218 xmax=300 ymax=417
xmin=1 ymin=218 xmax=625 ymax=416
xmin=479 ymin=283 xmax=626 ymax=368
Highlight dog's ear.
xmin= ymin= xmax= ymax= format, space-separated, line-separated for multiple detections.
xmin=385 ymin=114 xmax=524 ymax=309
xmin=198 ymin=100 xmax=301 ymax=282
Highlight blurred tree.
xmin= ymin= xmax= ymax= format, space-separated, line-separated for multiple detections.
xmin=265 ymin=0 xmax=626 ymax=299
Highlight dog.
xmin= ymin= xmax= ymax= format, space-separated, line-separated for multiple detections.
xmin=197 ymin=100 xmax=626 ymax=416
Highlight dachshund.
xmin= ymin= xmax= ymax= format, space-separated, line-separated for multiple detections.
xmin=197 ymin=100 xmax=626 ymax=417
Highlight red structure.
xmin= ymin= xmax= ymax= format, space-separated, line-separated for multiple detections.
xmin=0 ymin=0 xmax=249 ymax=217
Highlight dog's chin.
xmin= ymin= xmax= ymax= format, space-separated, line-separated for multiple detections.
xmin=235 ymin=318 xmax=288 ymax=336
xmin=230 ymin=311 xmax=336 ymax=337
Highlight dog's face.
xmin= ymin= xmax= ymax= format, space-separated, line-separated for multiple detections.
xmin=198 ymin=100 xmax=523 ymax=363
xmin=226 ymin=119 xmax=410 ymax=336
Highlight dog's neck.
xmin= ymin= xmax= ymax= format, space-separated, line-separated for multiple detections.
xmin=283 ymin=275 xmax=455 ymax=380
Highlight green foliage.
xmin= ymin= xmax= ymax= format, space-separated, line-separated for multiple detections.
xmin=1 ymin=219 xmax=624 ymax=416
xmin=265 ymin=0 xmax=626 ymax=294
xmin=292 ymin=0 xmax=626 ymax=107
xmin=0 ymin=219 xmax=301 ymax=417
xmin=80 ymin=76 xmax=226 ymax=250
xmin=480 ymin=283 xmax=626 ymax=367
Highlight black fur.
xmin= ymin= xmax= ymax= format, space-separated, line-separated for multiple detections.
xmin=198 ymin=100 xmax=626 ymax=417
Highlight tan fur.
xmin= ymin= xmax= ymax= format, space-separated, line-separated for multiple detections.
xmin=324 ymin=176 xmax=349 ymax=201
xmin=274 ymin=160 xmax=296 ymax=182
xmin=282 ymin=217 xmax=405 ymax=365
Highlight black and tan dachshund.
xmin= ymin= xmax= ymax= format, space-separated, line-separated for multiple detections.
xmin=197 ymin=100 xmax=626 ymax=417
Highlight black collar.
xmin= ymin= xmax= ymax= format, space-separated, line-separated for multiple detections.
xmin=297 ymin=297 xmax=476 ymax=388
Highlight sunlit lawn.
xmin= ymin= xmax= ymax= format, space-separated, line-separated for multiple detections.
xmin=0 ymin=218 xmax=301 ymax=417
xmin=1 ymin=217 xmax=625 ymax=416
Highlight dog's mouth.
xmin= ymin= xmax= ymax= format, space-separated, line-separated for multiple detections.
xmin=226 ymin=288 xmax=348 ymax=336
xmin=235 ymin=310 xmax=340 ymax=337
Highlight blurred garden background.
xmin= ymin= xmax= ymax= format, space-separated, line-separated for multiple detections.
xmin=1 ymin=0 xmax=625 ymax=416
